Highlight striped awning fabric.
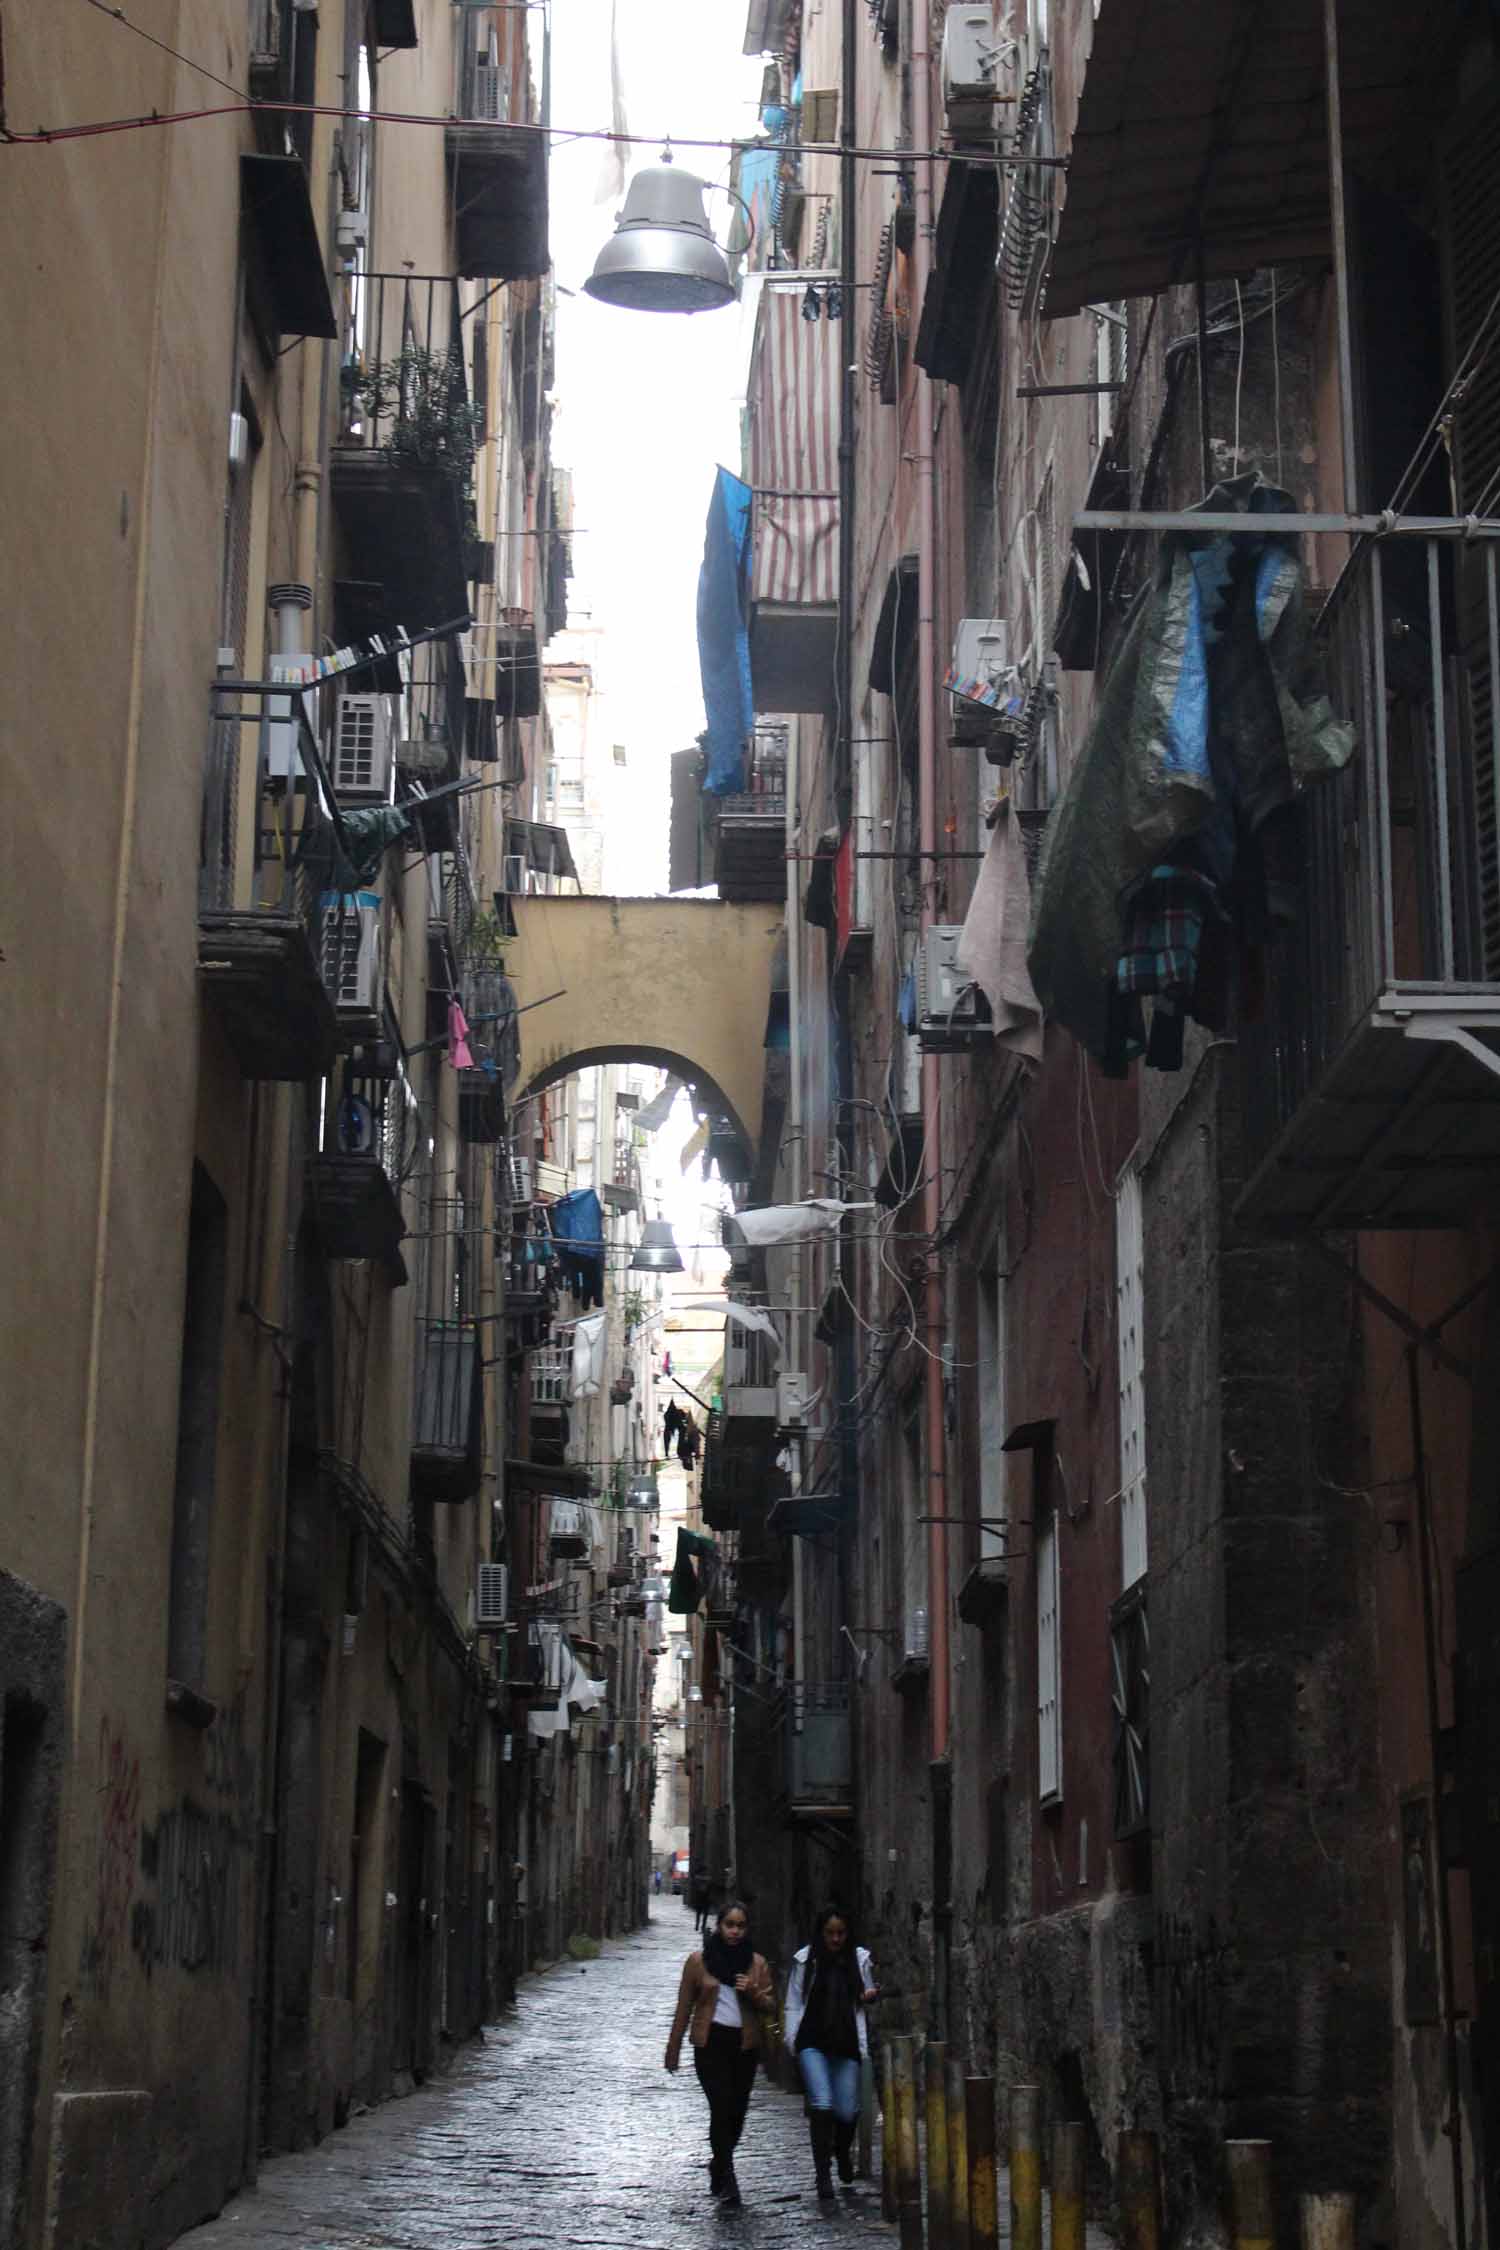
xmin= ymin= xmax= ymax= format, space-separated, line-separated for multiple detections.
xmin=746 ymin=281 xmax=841 ymax=611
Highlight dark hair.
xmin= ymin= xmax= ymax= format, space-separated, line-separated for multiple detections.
xmin=808 ymin=1902 xmax=857 ymax=1960
xmin=716 ymin=1898 xmax=750 ymax=1929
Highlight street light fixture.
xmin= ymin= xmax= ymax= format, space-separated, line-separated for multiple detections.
xmin=630 ymin=1217 xmax=684 ymax=1273
xmin=583 ymin=152 xmax=737 ymax=315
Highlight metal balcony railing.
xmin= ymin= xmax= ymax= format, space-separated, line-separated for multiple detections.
xmin=337 ymin=272 xmax=474 ymax=472
xmin=772 ymin=1682 xmax=852 ymax=1809
xmin=1238 ymin=527 xmax=1500 ymax=1229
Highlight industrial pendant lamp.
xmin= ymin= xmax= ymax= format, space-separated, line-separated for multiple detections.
xmin=583 ymin=152 xmax=736 ymax=315
xmin=630 ymin=1218 xmax=684 ymax=1273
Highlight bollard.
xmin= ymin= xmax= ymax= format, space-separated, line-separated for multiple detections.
xmin=966 ymin=2078 xmax=999 ymax=2250
xmin=882 ymin=2043 xmax=898 ymax=2223
xmin=891 ymin=2035 xmax=925 ymax=2250
xmin=859 ymin=2050 xmax=875 ymax=2181
xmin=1052 ymin=2121 xmax=1087 ymax=2250
xmin=1116 ymin=2130 xmax=1163 ymax=2250
xmin=946 ymin=2054 xmax=971 ymax=2250
xmin=1009 ymin=2084 xmax=1043 ymax=2250
xmin=1301 ymin=2193 xmax=1356 ymax=2250
xmin=925 ymin=2044 xmax=950 ymax=2250
xmin=1227 ymin=2140 xmax=1275 ymax=2250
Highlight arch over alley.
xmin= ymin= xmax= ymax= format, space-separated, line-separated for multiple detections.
xmin=508 ymin=895 xmax=785 ymax=1149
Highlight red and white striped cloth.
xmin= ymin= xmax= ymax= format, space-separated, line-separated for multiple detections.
xmin=746 ymin=283 xmax=841 ymax=609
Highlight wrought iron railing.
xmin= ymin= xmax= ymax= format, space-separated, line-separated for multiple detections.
xmin=337 ymin=271 xmax=475 ymax=486
xmin=1239 ymin=529 xmax=1500 ymax=1179
xmin=772 ymin=1682 xmax=852 ymax=1806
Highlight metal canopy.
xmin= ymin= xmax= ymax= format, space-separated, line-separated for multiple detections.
xmin=1045 ymin=0 xmax=1447 ymax=318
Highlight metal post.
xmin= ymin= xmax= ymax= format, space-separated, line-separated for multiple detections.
xmin=1195 ymin=237 xmax=1213 ymax=491
xmin=1301 ymin=2192 xmax=1356 ymax=2249
xmin=926 ymin=2043 xmax=950 ymax=2250
xmin=1116 ymin=2130 xmax=1163 ymax=2250
xmin=1226 ymin=2140 xmax=1275 ymax=2249
xmin=882 ymin=2042 xmax=899 ymax=2222
xmin=860 ymin=2050 xmax=876 ymax=2180
xmin=1053 ymin=2122 xmax=1087 ymax=2250
xmin=892 ymin=2036 xmax=926 ymax=2250
xmin=1009 ymin=2084 xmax=1043 ymax=2250
xmin=1322 ymin=0 xmax=1359 ymax=511
xmin=946 ymin=2053 xmax=971 ymax=2250
xmin=965 ymin=2079 xmax=999 ymax=2250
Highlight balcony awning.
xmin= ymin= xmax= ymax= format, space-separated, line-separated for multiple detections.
xmin=506 ymin=818 xmax=577 ymax=882
xmin=1045 ymin=0 xmax=1441 ymax=318
xmin=915 ymin=162 xmax=1001 ymax=385
xmin=371 ymin=0 xmax=417 ymax=45
xmin=240 ymin=155 xmax=337 ymax=340
xmin=746 ymin=283 xmax=840 ymax=713
xmin=869 ymin=554 xmax=919 ymax=698
xmin=505 ymin=1457 xmax=596 ymax=1497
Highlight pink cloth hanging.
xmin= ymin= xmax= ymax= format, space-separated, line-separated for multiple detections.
xmin=448 ymin=1000 xmax=475 ymax=1071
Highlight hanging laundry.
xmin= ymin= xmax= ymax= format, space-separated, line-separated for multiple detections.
xmin=447 ymin=999 xmax=475 ymax=1071
xmin=677 ymin=1415 xmax=701 ymax=1469
xmin=548 ymin=1188 xmax=606 ymax=1309
xmin=663 ymin=1400 xmax=684 ymax=1447
xmin=668 ymin=1524 xmax=720 ymax=1615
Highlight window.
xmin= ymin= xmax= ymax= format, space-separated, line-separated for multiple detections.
xmin=167 ymin=1166 xmax=230 ymax=1695
xmin=976 ymin=1245 xmax=1008 ymax=1561
xmin=1116 ymin=1163 xmax=1146 ymax=1589
xmin=1036 ymin=1508 xmax=1061 ymax=1800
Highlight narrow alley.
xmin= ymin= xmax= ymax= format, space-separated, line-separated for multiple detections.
xmin=173 ymin=1911 xmax=894 ymax=2250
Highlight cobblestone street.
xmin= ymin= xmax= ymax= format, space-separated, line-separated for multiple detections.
xmin=174 ymin=1910 xmax=898 ymax=2250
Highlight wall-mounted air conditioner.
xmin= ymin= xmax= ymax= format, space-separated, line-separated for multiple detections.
xmin=320 ymin=896 xmax=381 ymax=1013
xmin=942 ymin=5 xmax=1001 ymax=142
xmin=946 ymin=618 xmax=1013 ymax=744
xmin=776 ymin=1371 xmax=809 ymax=1430
xmin=266 ymin=653 xmax=316 ymax=779
xmin=915 ymin=924 xmax=992 ymax=1051
xmin=501 ymin=852 xmax=530 ymax=896
xmin=476 ymin=1563 xmax=511 ymax=1631
xmin=331 ymin=691 xmax=395 ymax=801
xmin=337 ymin=203 xmax=369 ymax=255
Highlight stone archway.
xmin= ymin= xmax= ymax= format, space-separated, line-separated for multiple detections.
xmin=507 ymin=896 xmax=784 ymax=1147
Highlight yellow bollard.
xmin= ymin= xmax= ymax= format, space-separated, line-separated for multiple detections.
xmin=1052 ymin=2120 xmax=1087 ymax=2250
xmin=891 ymin=2035 xmax=925 ymax=2250
xmin=1009 ymin=2084 xmax=1043 ymax=2250
xmin=1227 ymin=2140 xmax=1275 ymax=2250
xmin=1116 ymin=2130 xmax=1163 ymax=2250
xmin=925 ymin=2044 xmax=950 ymax=2250
xmin=1300 ymin=2192 xmax=1355 ymax=2249
xmin=946 ymin=2054 xmax=970 ymax=2250
xmin=859 ymin=2051 xmax=875 ymax=2181
xmin=966 ymin=2078 xmax=999 ymax=2250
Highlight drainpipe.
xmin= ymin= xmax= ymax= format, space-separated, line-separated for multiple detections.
xmin=910 ymin=0 xmax=952 ymax=2037
xmin=787 ymin=725 xmax=806 ymax=1743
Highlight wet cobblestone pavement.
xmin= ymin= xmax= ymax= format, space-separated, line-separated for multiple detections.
xmin=174 ymin=1910 xmax=896 ymax=2249
xmin=175 ymin=1911 xmax=1117 ymax=2248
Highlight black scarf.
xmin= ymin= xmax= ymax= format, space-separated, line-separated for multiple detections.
xmin=702 ymin=1927 xmax=753 ymax=1984
xmin=797 ymin=1948 xmax=859 ymax=2056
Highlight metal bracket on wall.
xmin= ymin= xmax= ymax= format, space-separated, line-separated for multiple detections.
xmin=1303 ymin=1238 xmax=1484 ymax=1386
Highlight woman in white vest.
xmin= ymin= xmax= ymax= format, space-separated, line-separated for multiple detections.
xmin=783 ymin=1905 xmax=879 ymax=2203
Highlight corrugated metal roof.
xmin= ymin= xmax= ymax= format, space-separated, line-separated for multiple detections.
xmin=1046 ymin=0 xmax=1448 ymax=317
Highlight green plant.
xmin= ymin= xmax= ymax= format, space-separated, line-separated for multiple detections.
xmin=622 ymin=1286 xmax=648 ymax=1331
xmin=354 ymin=346 xmax=482 ymax=485
xmin=466 ymin=908 xmax=509 ymax=970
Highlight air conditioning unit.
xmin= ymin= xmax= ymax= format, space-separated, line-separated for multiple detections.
xmin=471 ymin=61 xmax=511 ymax=121
xmin=942 ymin=5 xmax=1001 ymax=141
xmin=476 ymin=1563 xmax=511 ymax=1631
xmin=319 ymin=896 xmax=381 ymax=1013
xmin=915 ymin=924 xmax=992 ymax=1051
xmin=266 ymin=653 xmax=316 ymax=779
xmin=801 ymin=88 xmax=838 ymax=144
xmin=337 ymin=203 xmax=369 ymax=255
xmin=946 ymin=618 xmax=1013 ymax=744
xmin=776 ymin=1371 xmax=809 ymax=1430
xmin=501 ymin=852 xmax=529 ymax=896
xmin=331 ymin=691 xmax=395 ymax=801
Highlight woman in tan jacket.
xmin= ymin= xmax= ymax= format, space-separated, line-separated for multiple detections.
xmin=663 ymin=1900 xmax=775 ymax=2208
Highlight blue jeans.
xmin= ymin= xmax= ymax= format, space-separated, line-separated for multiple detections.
xmin=798 ymin=2046 xmax=860 ymax=2120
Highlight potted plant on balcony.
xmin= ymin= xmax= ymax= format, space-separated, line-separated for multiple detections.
xmin=352 ymin=344 xmax=482 ymax=490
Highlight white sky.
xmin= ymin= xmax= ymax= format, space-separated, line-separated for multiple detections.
xmin=545 ymin=1 xmax=765 ymax=891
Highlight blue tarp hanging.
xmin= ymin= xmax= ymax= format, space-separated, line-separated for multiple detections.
xmin=548 ymin=1188 xmax=606 ymax=1309
xmin=697 ymin=466 xmax=753 ymax=797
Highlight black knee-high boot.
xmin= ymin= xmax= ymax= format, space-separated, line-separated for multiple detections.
xmin=832 ymin=2114 xmax=857 ymax=2184
xmin=809 ymin=2110 xmax=836 ymax=2201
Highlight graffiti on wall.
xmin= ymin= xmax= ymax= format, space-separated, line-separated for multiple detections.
xmin=1156 ymin=1909 xmax=1229 ymax=2095
xmin=79 ymin=1699 xmax=257 ymax=1993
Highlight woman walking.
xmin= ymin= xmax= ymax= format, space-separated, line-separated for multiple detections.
xmin=784 ymin=1905 xmax=879 ymax=2203
xmin=663 ymin=1899 xmax=775 ymax=2208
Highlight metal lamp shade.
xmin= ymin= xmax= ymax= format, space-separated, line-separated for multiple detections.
xmin=630 ymin=1218 xmax=684 ymax=1273
xmin=583 ymin=163 xmax=736 ymax=314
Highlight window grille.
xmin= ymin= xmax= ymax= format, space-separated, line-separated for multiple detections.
xmin=1036 ymin=1510 xmax=1061 ymax=1800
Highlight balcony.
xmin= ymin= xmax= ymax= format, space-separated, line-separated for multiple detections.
xmin=305 ymin=1066 xmax=414 ymax=1276
xmin=1238 ymin=530 xmax=1500 ymax=1231
xmin=600 ymin=1137 xmax=639 ymax=1214
xmin=445 ymin=9 xmax=549 ymax=281
xmin=745 ymin=287 xmax=840 ymax=714
xmin=411 ymin=1323 xmax=482 ymax=1502
xmin=199 ymin=676 xmax=340 ymax=1081
xmin=330 ymin=275 xmax=473 ymax=633
xmin=713 ymin=726 xmax=788 ymax=903
xmin=773 ymin=1684 xmax=853 ymax=1821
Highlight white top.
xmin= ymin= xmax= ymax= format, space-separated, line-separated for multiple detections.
xmin=712 ymin=1978 xmax=744 ymax=2029
xmin=783 ymin=1943 xmax=876 ymax=2061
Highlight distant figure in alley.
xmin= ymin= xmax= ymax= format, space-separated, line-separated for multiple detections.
xmin=664 ymin=1900 xmax=775 ymax=2208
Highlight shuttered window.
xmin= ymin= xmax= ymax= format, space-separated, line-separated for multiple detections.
xmin=1037 ymin=1510 xmax=1061 ymax=1801
xmin=1116 ymin=1164 xmax=1147 ymax=1589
